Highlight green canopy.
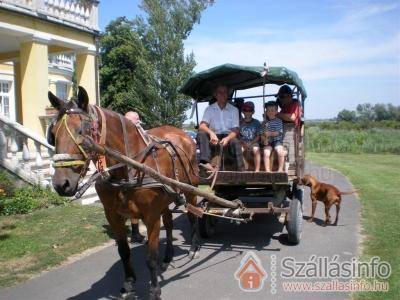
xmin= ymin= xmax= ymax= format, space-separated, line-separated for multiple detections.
xmin=180 ymin=63 xmax=307 ymax=101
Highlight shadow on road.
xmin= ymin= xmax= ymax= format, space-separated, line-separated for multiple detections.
xmin=303 ymin=215 xmax=326 ymax=226
xmin=68 ymin=209 xmax=295 ymax=299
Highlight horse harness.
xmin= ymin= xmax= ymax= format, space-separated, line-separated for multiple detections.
xmin=48 ymin=104 xmax=191 ymax=205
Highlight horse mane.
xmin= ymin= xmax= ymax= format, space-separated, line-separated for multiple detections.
xmin=56 ymin=98 xmax=125 ymax=123
xmin=55 ymin=98 xmax=80 ymax=120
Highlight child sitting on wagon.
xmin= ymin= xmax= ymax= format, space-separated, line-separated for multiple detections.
xmin=239 ymin=101 xmax=261 ymax=171
xmin=261 ymin=101 xmax=285 ymax=172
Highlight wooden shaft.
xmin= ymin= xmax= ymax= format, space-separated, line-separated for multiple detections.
xmin=81 ymin=137 xmax=239 ymax=209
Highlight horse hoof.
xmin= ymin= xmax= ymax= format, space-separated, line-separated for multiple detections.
xmin=120 ymin=279 xmax=137 ymax=300
xmin=149 ymin=286 xmax=161 ymax=300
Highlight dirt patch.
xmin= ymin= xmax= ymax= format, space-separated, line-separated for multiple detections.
xmin=0 ymin=254 xmax=38 ymax=273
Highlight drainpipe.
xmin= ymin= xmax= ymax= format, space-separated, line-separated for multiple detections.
xmin=94 ymin=35 xmax=101 ymax=106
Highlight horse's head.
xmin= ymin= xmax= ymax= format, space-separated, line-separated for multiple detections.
xmin=48 ymin=86 xmax=92 ymax=196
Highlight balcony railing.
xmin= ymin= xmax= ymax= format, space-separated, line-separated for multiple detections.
xmin=0 ymin=0 xmax=99 ymax=31
xmin=0 ymin=112 xmax=55 ymax=187
xmin=0 ymin=114 xmax=100 ymax=204
xmin=48 ymin=53 xmax=74 ymax=72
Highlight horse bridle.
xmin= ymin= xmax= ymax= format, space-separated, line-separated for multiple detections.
xmin=48 ymin=105 xmax=197 ymax=199
xmin=50 ymin=108 xmax=96 ymax=174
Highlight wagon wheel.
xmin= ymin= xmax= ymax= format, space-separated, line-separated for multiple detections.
xmin=198 ymin=214 xmax=217 ymax=238
xmin=286 ymin=196 xmax=303 ymax=245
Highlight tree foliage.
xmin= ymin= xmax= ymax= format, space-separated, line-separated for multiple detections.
xmin=100 ymin=1 xmax=212 ymax=127
xmin=337 ymin=109 xmax=357 ymax=122
xmin=99 ymin=17 xmax=160 ymax=123
xmin=337 ymin=103 xmax=400 ymax=122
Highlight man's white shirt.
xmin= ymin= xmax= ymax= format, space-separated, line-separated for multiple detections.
xmin=201 ymin=102 xmax=239 ymax=134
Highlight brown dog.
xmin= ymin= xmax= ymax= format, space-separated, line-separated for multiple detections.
xmin=301 ymin=175 xmax=358 ymax=226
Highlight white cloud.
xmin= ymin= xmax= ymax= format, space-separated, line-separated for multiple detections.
xmin=185 ymin=34 xmax=400 ymax=81
xmin=337 ymin=2 xmax=399 ymax=24
xmin=329 ymin=1 xmax=400 ymax=33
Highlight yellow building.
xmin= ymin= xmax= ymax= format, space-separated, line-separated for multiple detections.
xmin=0 ymin=0 xmax=99 ymax=136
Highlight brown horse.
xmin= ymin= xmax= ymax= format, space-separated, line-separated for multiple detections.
xmin=48 ymin=87 xmax=200 ymax=300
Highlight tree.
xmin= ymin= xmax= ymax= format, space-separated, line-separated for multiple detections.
xmin=387 ymin=103 xmax=400 ymax=121
xmin=100 ymin=1 xmax=212 ymax=127
xmin=133 ymin=0 xmax=212 ymax=127
xmin=356 ymin=103 xmax=376 ymax=121
xmin=99 ymin=17 xmax=161 ymax=121
xmin=337 ymin=109 xmax=356 ymax=122
xmin=373 ymin=103 xmax=389 ymax=121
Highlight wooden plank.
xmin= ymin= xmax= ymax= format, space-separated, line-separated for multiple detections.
xmin=214 ymin=171 xmax=289 ymax=185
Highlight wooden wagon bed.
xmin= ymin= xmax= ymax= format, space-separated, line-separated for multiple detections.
xmin=203 ymin=171 xmax=289 ymax=186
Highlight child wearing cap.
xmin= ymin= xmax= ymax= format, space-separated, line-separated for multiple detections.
xmin=239 ymin=101 xmax=261 ymax=171
xmin=261 ymin=101 xmax=285 ymax=172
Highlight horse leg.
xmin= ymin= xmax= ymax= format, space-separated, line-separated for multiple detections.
xmin=144 ymin=216 xmax=162 ymax=300
xmin=161 ymin=208 xmax=174 ymax=271
xmin=185 ymin=192 xmax=200 ymax=258
xmin=130 ymin=217 xmax=145 ymax=244
xmin=103 ymin=207 xmax=137 ymax=299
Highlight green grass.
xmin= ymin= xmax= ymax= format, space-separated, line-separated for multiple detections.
xmin=0 ymin=203 xmax=111 ymax=288
xmin=307 ymin=153 xmax=400 ymax=300
xmin=306 ymin=128 xmax=400 ymax=154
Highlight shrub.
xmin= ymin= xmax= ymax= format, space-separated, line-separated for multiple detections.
xmin=0 ymin=185 xmax=70 ymax=216
xmin=0 ymin=170 xmax=15 ymax=197
xmin=305 ymin=127 xmax=400 ymax=154
xmin=306 ymin=120 xmax=400 ymax=131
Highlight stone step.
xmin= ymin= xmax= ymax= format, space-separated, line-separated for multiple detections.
xmin=3 ymin=150 xmax=100 ymax=205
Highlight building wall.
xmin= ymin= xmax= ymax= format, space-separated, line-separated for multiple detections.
xmin=0 ymin=62 xmax=16 ymax=121
xmin=0 ymin=9 xmax=96 ymax=51
xmin=0 ymin=61 xmax=74 ymax=117
xmin=0 ymin=5 xmax=98 ymax=136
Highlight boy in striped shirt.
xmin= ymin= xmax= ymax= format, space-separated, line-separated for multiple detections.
xmin=261 ymin=101 xmax=285 ymax=172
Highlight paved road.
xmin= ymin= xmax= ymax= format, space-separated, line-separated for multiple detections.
xmin=0 ymin=163 xmax=361 ymax=300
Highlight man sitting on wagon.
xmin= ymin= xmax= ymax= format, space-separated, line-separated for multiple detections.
xmin=276 ymin=85 xmax=301 ymax=126
xmin=197 ymin=85 xmax=245 ymax=171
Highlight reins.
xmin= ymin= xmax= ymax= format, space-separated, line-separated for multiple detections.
xmin=52 ymin=113 xmax=90 ymax=168
xmin=51 ymin=104 xmax=199 ymax=202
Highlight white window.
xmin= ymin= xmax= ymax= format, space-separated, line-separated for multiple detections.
xmin=0 ymin=81 xmax=11 ymax=119
xmin=56 ymin=81 xmax=68 ymax=100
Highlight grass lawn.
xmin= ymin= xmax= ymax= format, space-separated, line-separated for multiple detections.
xmin=0 ymin=203 xmax=111 ymax=288
xmin=307 ymin=153 xmax=400 ymax=300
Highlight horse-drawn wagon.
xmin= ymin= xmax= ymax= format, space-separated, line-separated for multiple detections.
xmin=180 ymin=63 xmax=307 ymax=244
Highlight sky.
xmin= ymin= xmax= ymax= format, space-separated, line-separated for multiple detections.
xmin=99 ymin=0 xmax=400 ymax=121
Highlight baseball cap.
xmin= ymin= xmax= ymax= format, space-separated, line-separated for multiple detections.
xmin=242 ymin=101 xmax=255 ymax=111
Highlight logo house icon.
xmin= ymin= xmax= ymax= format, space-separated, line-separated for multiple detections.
xmin=234 ymin=251 xmax=267 ymax=292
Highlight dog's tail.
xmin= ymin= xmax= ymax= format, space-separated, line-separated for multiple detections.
xmin=339 ymin=189 xmax=359 ymax=195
